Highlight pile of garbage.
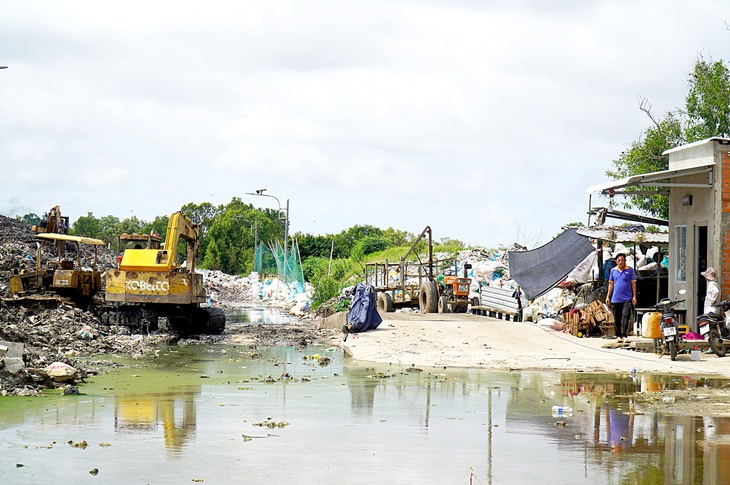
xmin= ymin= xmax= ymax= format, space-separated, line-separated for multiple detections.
xmin=202 ymin=269 xmax=314 ymax=317
xmin=0 ymin=214 xmax=319 ymax=395
xmin=0 ymin=215 xmax=167 ymax=394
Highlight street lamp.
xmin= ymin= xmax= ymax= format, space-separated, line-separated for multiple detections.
xmin=245 ymin=189 xmax=289 ymax=252
xmin=234 ymin=217 xmax=259 ymax=250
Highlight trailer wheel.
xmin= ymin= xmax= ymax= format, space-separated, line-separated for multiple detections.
xmin=438 ymin=296 xmax=450 ymax=313
xmin=419 ymin=281 xmax=438 ymax=314
xmin=377 ymin=293 xmax=394 ymax=313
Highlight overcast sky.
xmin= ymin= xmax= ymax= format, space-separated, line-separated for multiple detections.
xmin=1 ymin=1 xmax=729 ymax=249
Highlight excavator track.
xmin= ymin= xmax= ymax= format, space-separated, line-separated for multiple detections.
xmin=191 ymin=307 xmax=226 ymax=335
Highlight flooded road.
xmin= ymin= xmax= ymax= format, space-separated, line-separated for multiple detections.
xmin=2 ymin=308 xmax=730 ymax=484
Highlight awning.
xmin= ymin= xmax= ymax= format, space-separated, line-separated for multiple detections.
xmin=586 ymin=164 xmax=714 ymax=194
xmin=508 ymin=228 xmax=595 ymax=300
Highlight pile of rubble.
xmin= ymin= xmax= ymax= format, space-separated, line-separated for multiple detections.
xmin=0 ymin=215 xmax=163 ymax=395
xmin=0 ymin=214 xmax=318 ymax=396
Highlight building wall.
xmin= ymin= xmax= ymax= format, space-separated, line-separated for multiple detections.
xmin=666 ymin=139 xmax=727 ymax=325
xmin=721 ymin=150 xmax=730 ymax=300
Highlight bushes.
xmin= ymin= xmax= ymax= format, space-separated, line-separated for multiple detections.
xmin=350 ymin=236 xmax=391 ymax=262
xmin=305 ymin=257 xmax=360 ymax=308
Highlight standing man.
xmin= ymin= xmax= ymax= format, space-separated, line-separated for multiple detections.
xmin=605 ymin=253 xmax=637 ymax=343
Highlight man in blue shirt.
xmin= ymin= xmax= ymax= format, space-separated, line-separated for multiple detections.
xmin=605 ymin=253 xmax=637 ymax=343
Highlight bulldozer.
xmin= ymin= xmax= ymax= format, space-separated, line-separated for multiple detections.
xmin=102 ymin=211 xmax=225 ymax=335
xmin=6 ymin=232 xmax=104 ymax=309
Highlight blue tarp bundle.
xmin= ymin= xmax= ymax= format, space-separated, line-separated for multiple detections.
xmin=347 ymin=283 xmax=382 ymax=333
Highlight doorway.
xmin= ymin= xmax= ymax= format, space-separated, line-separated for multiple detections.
xmin=695 ymin=225 xmax=708 ymax=322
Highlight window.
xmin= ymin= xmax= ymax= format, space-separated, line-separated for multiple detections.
xmin=676 ymin=225 xmax=687 ymax=283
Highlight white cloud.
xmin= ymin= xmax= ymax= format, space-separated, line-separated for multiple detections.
xmin=1 ymin=0 xmax=729 ymax=248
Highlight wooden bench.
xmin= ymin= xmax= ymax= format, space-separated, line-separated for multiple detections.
xmin=471 ymin=285 xmax=522 ymax=321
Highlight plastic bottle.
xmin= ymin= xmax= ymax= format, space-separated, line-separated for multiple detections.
xmin=552 ymin=405 xmax=573 ymax=417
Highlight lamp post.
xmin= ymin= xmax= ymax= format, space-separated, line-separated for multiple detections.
xmin=234 ymin=217 xmax=258 ymax=250
xmin=245 ymin=189 xmax=289 ymax=252
xmin=246 ymin=189 xmax=290 ymax=284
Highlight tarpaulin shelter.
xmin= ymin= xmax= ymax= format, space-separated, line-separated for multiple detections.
xmin=508 ymin=228 xmax=595 ymax=300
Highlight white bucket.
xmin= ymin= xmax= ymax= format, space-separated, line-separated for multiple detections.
xmin=691 ymin=349 xmax=701 ymax=361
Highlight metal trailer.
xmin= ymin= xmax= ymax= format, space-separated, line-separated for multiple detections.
xmin=364 ymin=226 xmax=471 ymax=314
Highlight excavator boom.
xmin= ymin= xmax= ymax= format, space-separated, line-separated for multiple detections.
xmin=118 ymin=212 xmax=199 ymax=272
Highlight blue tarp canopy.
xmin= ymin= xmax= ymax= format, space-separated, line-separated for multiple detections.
xmin=508 ymin=228 xmax=594 ymax=300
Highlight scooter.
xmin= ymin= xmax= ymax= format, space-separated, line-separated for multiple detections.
xmin=697 ymin=300 xmax=730 ymax=357
xmin=651 ymin=289 xmax=686 ymax=361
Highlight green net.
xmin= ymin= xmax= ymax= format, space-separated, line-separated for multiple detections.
xmin=254 ymin=241 xmax=304 ymax=285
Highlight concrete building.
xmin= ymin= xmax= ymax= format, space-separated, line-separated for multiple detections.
xmin=589 ymin=137 xmax=730 ymax=330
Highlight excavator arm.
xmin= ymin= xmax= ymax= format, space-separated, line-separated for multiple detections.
xmin=119 ymin=212 xmax=200 ymax=272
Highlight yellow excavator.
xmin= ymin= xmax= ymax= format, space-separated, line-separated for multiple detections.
xmin=103 ymin=211 xmax=225 ymax=334
xmin=32 ymin=205 xmax=69 ymax=234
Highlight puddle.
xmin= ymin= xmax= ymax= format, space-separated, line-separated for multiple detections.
xmin=2 ymin=307 xmax=730 ymax=483
xmin=224 ymin=304 xmax=295 ymax=325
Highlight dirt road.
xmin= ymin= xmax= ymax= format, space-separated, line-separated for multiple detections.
xmin=338 ymin=312 xmax=730 ymax=376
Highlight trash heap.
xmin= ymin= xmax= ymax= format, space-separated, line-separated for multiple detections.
xmin=0 ymin=215 xmax=163 ymax=395
xmin=201 ymin=269 xmax=315 ymax=317
xmin=0 ymin=214 xmax=316 ymax=396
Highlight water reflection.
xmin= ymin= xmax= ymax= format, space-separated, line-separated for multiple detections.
xmin=6 ymin=344 xmax=730 ymax=483
xmin=340 ymin=364 xmax=730 ymax=484
xmin=114 ymin=389 xmax=199 ymax=454
xmin=225 ymin=305 xmax=293 ymax=325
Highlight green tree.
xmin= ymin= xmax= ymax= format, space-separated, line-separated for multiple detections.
xmin=115 ymin=216 xmax=144 ymax=236
xmin=141 ymin=215 xmax=169 ymax=239
xmin=685 ymin=57 xmax=730 ymax=140
xmin=350 ymin=235 xmax=391 ymax=262
xmin=383 ymin=227 xmax=413 ymax=247
xmin=334 ymin=225 xmax=384 ymax=258
xmin=606 ymin=108 xmax=684 ymax=220
xmin=201 ymin=199 xmax=277 ymax=274
xmin=181 ymin=201 xmax=224 ymax=259
xmin=99 ymin=215 xmax=121 ymax=245
xmin=18 ymin=213 xmax=41 ymax=227
xmin=606 ymin=57 xmax=730 ymax=219
xmin=296 ymin=233 xmax=342 ymax=260
xmin=71 ymin=212 xmax=103 ymax=239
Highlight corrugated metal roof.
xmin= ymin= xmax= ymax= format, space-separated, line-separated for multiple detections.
xmin=577 ymin=227 xmax=669 ymax=245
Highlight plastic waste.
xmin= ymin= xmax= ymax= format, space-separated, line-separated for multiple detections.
xmin=552 ymin=405 xmax=573 ymax=417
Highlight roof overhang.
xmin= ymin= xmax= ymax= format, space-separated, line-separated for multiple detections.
xmin=586 ymin=164 xmax=714 ymax=195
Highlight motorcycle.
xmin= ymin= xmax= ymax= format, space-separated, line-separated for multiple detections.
xmin=697 ymin=299 xmax=730 ymax=357
xmin=651 ymin=289 xmax=686 ymax=361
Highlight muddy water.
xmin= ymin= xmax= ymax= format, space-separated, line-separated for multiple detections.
xmin=2 ymin=310 xmax=730 ymax=484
